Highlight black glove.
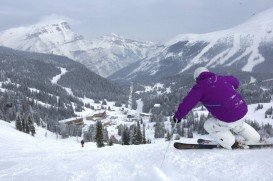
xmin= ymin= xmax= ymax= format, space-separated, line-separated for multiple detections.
xmin=173 ymin=116 xmax=181 ymax=123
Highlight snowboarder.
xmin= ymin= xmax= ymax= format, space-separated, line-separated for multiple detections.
xmin=81 ymin=140 xmax=85 ymax=148
xmin=173 ymin=67 xmax=260 ymax=149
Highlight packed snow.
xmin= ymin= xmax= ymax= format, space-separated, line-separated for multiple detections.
xmin=1 ymin=120 xmax=273 ymax=181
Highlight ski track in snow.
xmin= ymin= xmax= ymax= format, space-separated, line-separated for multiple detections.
xmin=51 ymin=67 xmax=67 ymax=84
xmin=1 ymin=120 xmax=273 ymax=181
xmin=51 ymin=67 xmax=74 ymax=96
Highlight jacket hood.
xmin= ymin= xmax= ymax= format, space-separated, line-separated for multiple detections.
xmin=197 ymin=72 xmax=215 ymax=82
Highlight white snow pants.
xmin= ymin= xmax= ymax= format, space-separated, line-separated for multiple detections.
xmin=204 ymin=118 xmax=260 ymax=149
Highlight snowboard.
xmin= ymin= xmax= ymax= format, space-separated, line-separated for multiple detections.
xmin=174 ymin=139 xmax=273 ymax=150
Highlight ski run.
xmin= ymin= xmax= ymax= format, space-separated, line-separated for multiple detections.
xmin=1 ymin=120 xmax=273 ymax=181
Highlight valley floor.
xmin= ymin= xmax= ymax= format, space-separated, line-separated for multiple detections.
xmin=1 ymin=121 xmax=273 ymax=181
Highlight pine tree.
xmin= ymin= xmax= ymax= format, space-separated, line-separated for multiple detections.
xmin=22 ymin=118 xmax=26 ymax=132
xmin=131 ymin=125 xmax=137 ymax=145
xmin=16 ymin=116 xmax=22 ymax=131
xmin=135 ymin=121 xmax=142 ymax=145
xmin=117 ymin=124 xmax=123 ymax=136
xmin=108 ymin=135 xmax=117 ymax=146
xmin=103 ymin=128 xmax=109 ymax=143
xmin=108 ymin=137 xmax=113 ymax=146
xmin=28 ymin=116 xmax=36 ymax=136
xmin=142 ymin=125 xmax=146 ymax=144
xmin=265 ymin=107 xmax=273 ymax=116
xmin=95 ymin=121 xmax=105 ymax=148
xmin=24 ymin=117 xmax=30 ymax=134
xmin=122 ymin=125 xmax=130 ymax=145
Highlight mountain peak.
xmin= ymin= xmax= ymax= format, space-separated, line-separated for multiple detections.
xmin=166 ymin=7 xmax=273 ymax=46
xmin=110 ymin=33 xmax=122 ymax=38
xmin=0 ymin=19 xmax=156 ymax=77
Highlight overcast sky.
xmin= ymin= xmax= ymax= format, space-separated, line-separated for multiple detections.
xmin=1 ymin=0 xmax=273 ymax=42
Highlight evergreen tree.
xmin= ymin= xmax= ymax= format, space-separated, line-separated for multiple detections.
xmin=15 ymin=116 xmax=22 ymax=131
xmin=25 ymin=118 xmax=30 ymax=134
xmin=130 ymin=125 xmax=137 ymax=145
xmin=142 ymin=124 xmax=146 ymax=144
xmin=135 ymin=121 xmax=142 ymax=145
xmin=95 ymin=121 xmax=105 ymax=148
xmin=265 ymin=107 xmax=273 ymax=116
xmin=22 ymin=118 xmax=26 ymax=132
xmin=102 ymin=100 xmax=107 ymax=105
xmin=108 ymin=135 xmax=117 ymax=146
xmin=28 ymin=116 xmax=36 ymax=136
xmin=103 ymin=128 xmax=109 ymax=143
xmin=117 ymin=124 xmax=124 ymax=136
xmin=122 ymin=125 xmax=130 ymax=145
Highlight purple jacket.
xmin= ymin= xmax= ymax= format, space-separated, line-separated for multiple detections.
xmin=175 ymin=72 xmax=247 ymax=123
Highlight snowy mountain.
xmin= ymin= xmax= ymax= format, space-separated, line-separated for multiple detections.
xmin=0 ymin=21 xmax=157 ymax=77
xmin=110 ymin=8 xmax=273 ymax=82
xmin=77 ymin=33 xmax=158 ymax=77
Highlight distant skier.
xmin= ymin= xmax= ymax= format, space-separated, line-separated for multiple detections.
xmin=173 ymin=67 xmax=260 ymax=149
xmin=81 ymin=140 xmax=85 ymax=148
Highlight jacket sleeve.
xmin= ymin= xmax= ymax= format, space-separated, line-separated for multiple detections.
xmin=225 ymin=76 xmax=240 ymax=89
xmin=174 ymin=84 xmax=203 ymax=120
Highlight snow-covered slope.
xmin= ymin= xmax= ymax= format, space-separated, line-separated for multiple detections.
xmin=0 ymin=21 xmax=156 ymax=77
xmin=110 ymin=8 xmax=273 ymax=82
xmin=1 ymin=120 xmax=273 ymax=181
